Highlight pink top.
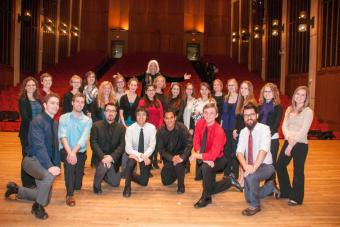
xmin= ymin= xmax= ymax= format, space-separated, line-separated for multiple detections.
xmin=138 ymin=98 xmax=164 ymax=129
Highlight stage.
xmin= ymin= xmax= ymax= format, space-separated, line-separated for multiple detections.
xmin=0 ymin=132 xmax=339 ymax=226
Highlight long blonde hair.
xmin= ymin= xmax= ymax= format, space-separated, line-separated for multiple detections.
xmin=235 ymin=80 xmax=257 ymax=115
xmin=289 ymin=85 xmax=310 ymax=114
xmin=97 ymin=81 xmax=116 ymax=108
xmin=224 ymin=78 xmax=238 ymax=102
xmin=259 ymin=83 xmax=281 ymax=105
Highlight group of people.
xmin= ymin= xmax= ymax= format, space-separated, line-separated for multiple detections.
xmin=5 ymin=59 xmax=313 ymax=220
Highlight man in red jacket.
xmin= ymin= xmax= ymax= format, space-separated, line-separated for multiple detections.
xmin=190 ymin=103 xmax=242 ymax=208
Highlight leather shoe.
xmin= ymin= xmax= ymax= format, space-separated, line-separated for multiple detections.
xmin=241 ymin=207 xmax=261 ymax=216
xmin=31 ymin=202 xmax=48 ymax=220
xmin=194 ymin=197 xmax=212 ymax=208
xmin=66 ymin=196 xmax=76 ymax=207
xmin=177 ymin=186 xmax=185 ymax=194
xmin=123 ymin=186 xmax=131 ymax=197
xmin=93 ymin=185 xmax=102 ymax=195
xmin=5 ymin=182 xmax=18 ymax=199
xmin=229 ymin=174 xmax=243 ymax=192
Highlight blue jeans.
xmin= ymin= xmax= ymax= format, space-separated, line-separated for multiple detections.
xmin=244 ymin=164 xmax=275 ymax=208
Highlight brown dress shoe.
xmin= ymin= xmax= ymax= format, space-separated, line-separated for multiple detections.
xmin=66 ymin=196 xmax=76 ymax=207
xmin=241 ymin=207 xmax=261 ymax=216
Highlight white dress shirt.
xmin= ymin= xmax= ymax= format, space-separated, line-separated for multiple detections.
xmin=125 ymin=122 xmax=156 ymax=162
xmin=236 ymin=122 xmax=273 ymax=165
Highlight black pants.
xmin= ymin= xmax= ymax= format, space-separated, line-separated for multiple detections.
xmin=268 ymin=139 xmax=279 ymax=182
xmin=161 ymin=161 xmax=186 ymax=188
xmin=276 ymin=141 xmax=308 ymax=204
xmin=20 ymin=137 xmax=36 ymax=188
xmin=223 ymin=129 xmax=239 ymax=177
xmin=201 ymin=156 xmax=232 ymax=199
xmin=61 ymin=149 xmax=87 ymax=196
xmin=125 ymin=158 xmax=151 ymax=188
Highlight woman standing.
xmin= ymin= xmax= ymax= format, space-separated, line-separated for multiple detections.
xmin=91 ymin=81 xmax=117 ymax=123
xmin=18 ymin=77 xmax=43 ymax=188
xmin=154 ymin=75 xmax=169 ymax=110
xmin=83 ymin=71 xmax=98 ymax=116
xmin=212 ymin=79 xmax=225 ymax=123
xmin=138 ymin=84 xmax=164 ymax=169
xmin=191 ymin=82 xmax=216 ymax=129
xmin=183 ymin=83 xmax=196 ymax=135
xmin=119 ymin=77 xmax=141 ymax=128
xmin=221 ymin=78 xmax=238 ymax=178
xmin=134 ymin=59 xmax=191 ymax=96
xmin=277 ymin=86 xmax=313 ymax=206
xmin=113 ymin=73 xmax=127 ymax=103
xmin=258 ymin=83 xmax=283 ymax=185
xmin=63 ymin=75 xmax=82 ymax=114
xmin=168 ymin=82 xmax=185 ymax=122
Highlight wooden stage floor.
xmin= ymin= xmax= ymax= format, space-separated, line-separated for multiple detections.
xmin=0 ymin=132 xmax=339 ymax=226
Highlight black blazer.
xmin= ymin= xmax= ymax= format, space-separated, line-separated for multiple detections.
xmin=18 ymin=97 xmax=43 ymax=148
xmin=259 ymin=104 xmax=283 ymax=136
xmin=62 ymin=91 xmax=73 ymax=114
xmin=119 ymin=94 xmax=140 ymax=122
xmin=90 ymin=120 xmax=126 ymax=171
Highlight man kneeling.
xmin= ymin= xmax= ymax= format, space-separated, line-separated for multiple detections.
xmin=157 ymin=109 xmax=192 ymax=194
xmin=236 ymin=103 xmax=278 ymax=216
xmin=5 ymin=93 xmax=61 ymax=220
xmin=91 ymin=102 xmax=125 ymax=194
xmin=123 ymin=107 xmax=156 ymax=197
xmin=190 ymin=103 xmax=242 ymax=208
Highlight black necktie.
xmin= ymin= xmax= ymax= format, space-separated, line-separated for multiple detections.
xmin=138 ymin=128 xmax=144 ymax=153
xmin=50 ymin=119 xmax=55 ymax=165
xmin=198 ymin=127 xmax=208 ymax=164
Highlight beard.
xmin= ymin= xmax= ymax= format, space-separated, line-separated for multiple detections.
xmin=245 ymin=119 xmax=257 ymax=130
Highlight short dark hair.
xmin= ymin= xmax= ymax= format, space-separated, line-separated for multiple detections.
xmin=135 ymin=107 xmax=149 ymax=118
xmin=163 ymin=108 xmax=176 ymax=117
xmin=44 ymin=92 xmax=60 ymax=103
xmin=72 ymin=92 xmax=86 ymax=102
xmin=243 ymin=102 xmax=258 ymax=114
xmin=104 ymin=102 xmax=117 ymax=111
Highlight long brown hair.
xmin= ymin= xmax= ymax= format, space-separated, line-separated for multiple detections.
xmin=183 ymin=82 xmax=195 ymax=101
xmin=97 ymin=81 xmax=117 ymax=108
xmin=19 ymin=77 xmax=40 ymax=100
xmin=143 ymin=84 xmax=160 ymax=108
xmin=289 ymin=85 xmax=310 ymax=114
xmin=199 ymin=82 xmax=212 ymax=99
xmin=258 ymin=83 xmax=281 ymax=105
xmin=168 ymin=82 xmax=182 ymax=110
xmin=235 ymin=80 xmax=257 ymax=115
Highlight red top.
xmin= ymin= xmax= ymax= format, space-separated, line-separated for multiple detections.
xmin=138 ymin=98 xmax=164 ymax=129
xmin=193 ymin=119 xmax=226 ymax=161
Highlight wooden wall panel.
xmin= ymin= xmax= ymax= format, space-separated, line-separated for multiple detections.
xmin=231 ymin=1 xmax=239 ymax=60
xmin=71 ymin=0 xmax=80 ymax=55
xmin=80 ymin=0 xmax=109 ymax=53
xmin=285 ymin=73 xmax=308 ymax=98
xmin=184 ymin=0 xmax=205 ymax=32
xmin=58 ymin=0 xmax=70 ymax=61
xmin=204 ymin=0 xmax=230 ymax=55
xmin=42 ymin=0 xmax=57 ymax=70
xmin=315 ymin=71 xmax=340 ymax=130
xmin=240 ymin=0 xmax=249 ymax=65
xmin=128 ymin=0 xmax=184 ymax=54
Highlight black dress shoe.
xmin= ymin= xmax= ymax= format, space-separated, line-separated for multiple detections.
xmin=123 ymin=186 xmax=131 ymax=197
xmin=5 ymin=182 xmax=18 ymax=199
xmin=241 ymin=207 xmax=261 ymax=216
xmin=229 ymin=174 xmax=243 ymax=192
xmin=93 ymin=185 xmax=102 ymax=195
xmin=177 ymin=186 xmax=185 ymax=194
xmin=194 ymin=197 xmax=212 ymax=208
xmin=194 ymin=176 xmax=202 ymax=181
xmin=31 ymin=202 xmax=48 ymax=220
